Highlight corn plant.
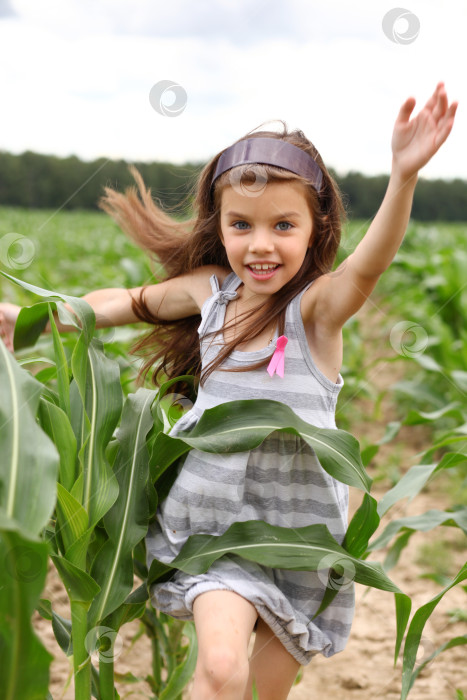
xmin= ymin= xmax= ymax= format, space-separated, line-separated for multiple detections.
xmin=0 ymin=270 xmax=467 ymax=700
xmin=3 ymin=269 xmax=465 ymax=700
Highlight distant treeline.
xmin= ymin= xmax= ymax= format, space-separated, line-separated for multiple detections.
xmin=1 ymin=150 xmax=466 ymax=221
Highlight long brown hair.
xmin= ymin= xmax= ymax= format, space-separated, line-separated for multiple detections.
xmin=99 ymin=122 xmax=346 ymax=387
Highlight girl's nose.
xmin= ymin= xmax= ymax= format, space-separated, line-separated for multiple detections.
xmin=248 ymin=229 xmax=274 ymax=253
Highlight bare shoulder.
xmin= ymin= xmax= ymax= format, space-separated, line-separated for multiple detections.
xmin=140 ymin=265 xmax=231 ymax=321
xmin=185 ymin=265 xmax=232 ymax=309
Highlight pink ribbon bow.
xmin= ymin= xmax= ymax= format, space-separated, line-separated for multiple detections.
xmin=267 ymin=335 xmax=288 ymax=378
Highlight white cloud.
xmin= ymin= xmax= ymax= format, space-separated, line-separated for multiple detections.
xmin=10 ymin=0 xmax=379 ymax=43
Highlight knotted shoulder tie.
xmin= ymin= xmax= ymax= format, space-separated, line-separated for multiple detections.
xmin=197 ymin=274 xmax=238 ymax=337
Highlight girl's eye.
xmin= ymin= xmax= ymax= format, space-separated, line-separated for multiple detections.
xmin=276 ymin=221 xmax=292 ymax=231
xmin=232 ymin=221 xmax=249 ymax=230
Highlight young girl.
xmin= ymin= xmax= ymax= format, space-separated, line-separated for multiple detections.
xmin=0 ymin=83 xmax=457 ymax=699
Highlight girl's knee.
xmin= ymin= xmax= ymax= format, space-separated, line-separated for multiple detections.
xmin=196 ymin=645 xmax=249 ymax=693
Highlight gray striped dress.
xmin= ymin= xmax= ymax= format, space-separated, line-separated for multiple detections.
xmin=146 ymin=272 xmax=354 ymax=664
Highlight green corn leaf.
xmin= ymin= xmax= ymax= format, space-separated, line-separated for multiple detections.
xmin=314 ymin=494 xmax=380 ymax=617
xmin=13 ymin=302 xmax=50 ymax=350
xmin=148 ymin=520 xmax=409 ymax=646
xmin=407 ymin=635 xmax=467 ymax=693
xmin=36 ymin=598 xmax=53 ymax=620
xmin=151 ymin=399 xmax=371 ymax=492
xmin=0 ymin=270 xmax=96 ymax=346
xmin=420 ymin=437 xmax=467 ymax=463
xmin=102 ymin=584 xmax=148 ymax=632
xmin=361 ymin=443 xmax=379 ymax=466
xmin=311 ymin=583 xmax=340 ymax=619
xmin=55 ymin=483 xmax=89 ymax=568
xmin=47 ymin=303 xmax=71 ymax=415
xmin=0 ymin=337 xmax=59 ymax=534
xmin=376 ymin=453 xmax=463 ymax=517
xmin=36 ymin=600 xmax=73 ymax=657
xmin=88 ymin=389 xmax=156 ymax=626
xmin=152 ymin=374 xmax=197 ymax=435
xmin=343 ymin=493 xmax=380 ymax=558
xmin=159 ymin=621 xmax=198 ymax=700
xmin=148 ymin=520 xmax=403 ymax=595
xmin=394 ymin=592 xmax=412 ymax=664
xmin=0 ymin=519 xmax=52 ymax=700
xmin=401 ymin=563 xmax=467 ymax=700
xmin=72 ymin=339 xmax=123 ymax=527
xmin=383 ymin=531 xmax=413 ymax=573
xmin=51 ymin=554 xmax=100 ymax=604
xmin=38 ymin=396 xmax=78 ymax=491
xmin=63 ymin=528 xmax=94 ymax=572
xmin=369 ymin=507 xmax=467 ymax=553
xmin=402 ymin=402 xmax=464 ymax=426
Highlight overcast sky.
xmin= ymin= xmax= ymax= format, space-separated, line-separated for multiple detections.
xmin=0 ymin=0 xmax=465 ymax=179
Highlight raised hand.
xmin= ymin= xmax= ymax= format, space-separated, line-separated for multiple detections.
xmin=0 ymin=302 xmax=20 ymax=352
xmin=391 ymin=82 xmax=458 ymax=181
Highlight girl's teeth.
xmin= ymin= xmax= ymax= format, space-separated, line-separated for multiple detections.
xmin=248 ymin=264 xmax=279 ymax=276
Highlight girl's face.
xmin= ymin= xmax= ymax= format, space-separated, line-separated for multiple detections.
xmin=219 ymin=180 xmax=313 ymax=302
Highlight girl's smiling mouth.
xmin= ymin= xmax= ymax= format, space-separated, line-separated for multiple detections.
xmin=246 ymin=262 xmax=281 ymax=279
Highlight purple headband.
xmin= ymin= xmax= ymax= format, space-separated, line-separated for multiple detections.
xmin=211 ymin=137 xmax=323 ymax=193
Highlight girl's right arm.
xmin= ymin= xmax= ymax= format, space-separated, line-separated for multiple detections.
xmin=0 ymin=265 xmax=229 ymax=351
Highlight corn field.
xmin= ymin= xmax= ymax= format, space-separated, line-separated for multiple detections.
xmin=0 ymin=210 xmax=466 ymax=699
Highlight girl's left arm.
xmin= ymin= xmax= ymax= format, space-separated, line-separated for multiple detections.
xmin=310 ymin=82 xmax=458 ymax=331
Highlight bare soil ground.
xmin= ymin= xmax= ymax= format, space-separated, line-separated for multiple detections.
xmin=33 ymin=301 xmax=467 ymax=699
xmin=34 ymin=483 xmax=467 ymax=700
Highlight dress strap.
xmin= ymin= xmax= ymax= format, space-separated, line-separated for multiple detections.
xmin=197 ymin=273 xmax=240 ymax=337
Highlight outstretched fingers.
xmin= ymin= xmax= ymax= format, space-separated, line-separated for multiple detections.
xmin=423 ymin=82 xmax=445 ymax=116
xmin=396 ymin=96 xmax=416 ymax=125
xmin=434 ymin=100 xmax=458 ymax=149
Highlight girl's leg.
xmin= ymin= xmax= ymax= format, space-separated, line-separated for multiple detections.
xmin=244 ymin=618 xmax=301 ymax=700
xmin=191 ymin=590 xmax=258 ymax=700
